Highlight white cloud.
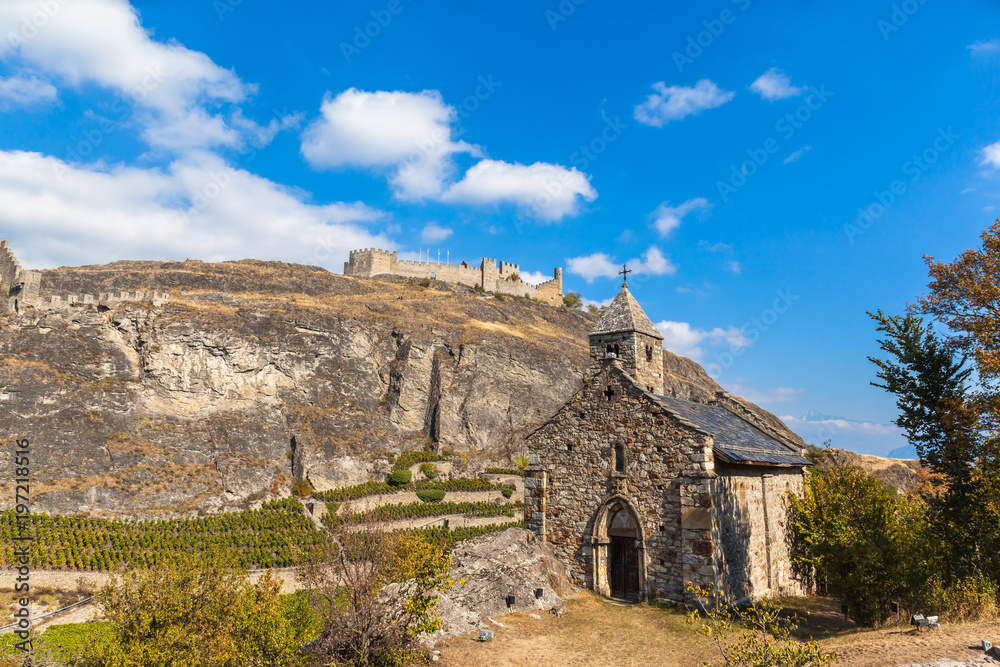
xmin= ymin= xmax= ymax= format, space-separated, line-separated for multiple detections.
xmin=700 ymin=241 xmax=732 ymax=253
xmin=0 ymin=150 xmax=386 ymax=270
xmin=729 ymin=384 xmax=804 ymax=404
xmin=0 ymin=0 xmax=277 ymax=151
xmin=301 ymin=88 xmax=478 ymax=200
xmin=783 ymin=146 xmax=812 ymax=164
xmin=654 ymin=320 xmax=751 ymax=362
xmin=969 ymin=39 xmax=1000 ymax=54
xmin=0 ymin=74 xmax=57 ymax=109
xmin=566 ymin=252 xmax=618 ymax=282
xmin=580 ymin=295 xmax=614 ymax=310
xmin=634 ymin=79 xmax=734 ymax=128
xmin=727 ymin=261 xmax=742 ymax=274
xmin=749 ymin=68 xmax=805 ymax=101
xmin=518 ymin=270 xmax=552 ymax=285
xmin=566 ymin=245 xmax=676 ymax=283
xmin=301 ymin=89 xmax=596 ymax=221
xmin=651 ymin=197 xmax=709 ymax=236
xmin=420 ymin=223 xmax=452 ymax=243
xmin=779 ymin=411 xmax=907 ymax=456
xmin=441 ymin=159 xmax=596 ymax=222
xmin=981 ymin=141 xmax=1000 ymax=168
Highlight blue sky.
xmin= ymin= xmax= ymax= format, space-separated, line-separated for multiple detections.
xmin=1 ymin=0 xmax=998 ymax=456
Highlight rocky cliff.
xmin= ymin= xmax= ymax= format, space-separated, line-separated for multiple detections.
xmin=0 ymin=259 xmax=804 ymax=518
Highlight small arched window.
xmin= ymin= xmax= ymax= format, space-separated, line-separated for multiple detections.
xmin=646 ymin=345 xmax=653 ymax=362
xmin=615 ymin=444 xmax=625 ymax=472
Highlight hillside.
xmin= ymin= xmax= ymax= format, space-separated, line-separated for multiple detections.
xmin=813 ymin=448 xmax=928 ymax=494
xmin=2 ymin=259 xmax=803 ymax=518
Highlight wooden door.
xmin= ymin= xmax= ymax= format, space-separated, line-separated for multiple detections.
xmin=624 ymin=539 xmax=640 ymax=602
xmin=610 ymin=537 xmax=626 ymax=599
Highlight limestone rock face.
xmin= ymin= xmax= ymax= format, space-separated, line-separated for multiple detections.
xmin=0 ymin=259 xmax=806 ymax=518
xmin=432 ymin=528 xmax=571 ymax=641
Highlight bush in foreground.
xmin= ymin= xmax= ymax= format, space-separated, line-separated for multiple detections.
xmin=81 ymin=551 xmax=314 ymax=667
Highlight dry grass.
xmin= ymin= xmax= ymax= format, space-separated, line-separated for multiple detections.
xmin=435 ymin=591 xmax=709 ymax=667
xmin=437 ymin=592 xmax=1000 ymax=667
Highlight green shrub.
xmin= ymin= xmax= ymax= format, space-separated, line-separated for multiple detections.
xmin=515 ymin=456 xmax=529 ymax=470
xmin=474 ymin=284 xmax=485 ymax=293
xmin=291 ymin=478 xmax=314 ymax=497
xmin=393 ymin=450 xmax=445 ymax=471
xmin=501 ymin=485 xmax=514 ymax=499
xmin=387 ymin=470 xmax=412 ymax=487
xmin=416 ymin=489 xmax=446 ymax=503
xmin=82 ymin=552 xmax=313 ymax=667
xmin=324 ymin=501 xmax=340 ymax=515
xmin=419 ymin=463 xmax=439 ymax=480
xmin=419 ymin=277 xmax=431 ymax=287
xmin=494 ymin=293 xmax=505 ymax=301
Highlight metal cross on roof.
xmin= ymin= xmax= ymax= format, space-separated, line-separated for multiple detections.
xmin=619 ymin=264 xmax=631 ymax=287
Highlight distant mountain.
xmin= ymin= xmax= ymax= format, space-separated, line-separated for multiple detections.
xmin=888 ymin=443 xmax=918 ymax=460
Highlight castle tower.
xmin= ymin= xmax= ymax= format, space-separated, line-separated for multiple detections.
xmin=588 ymin=285 xmax=664 ymax=394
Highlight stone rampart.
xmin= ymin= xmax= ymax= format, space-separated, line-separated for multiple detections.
xmin=345 ymin=248 xmax=563 ymax=306
xmin=43 ymin=291 xmax=170 ymax=310
xmin=0 ymin=240 xmax=42 ymax=313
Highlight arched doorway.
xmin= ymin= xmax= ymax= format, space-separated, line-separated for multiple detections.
xmin=591 ymin=497 xmax=646 ymax=602
xmin=608 ymin=508 xmax=641 ymax=601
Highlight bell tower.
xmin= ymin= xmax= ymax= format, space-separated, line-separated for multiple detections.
xmin=588 ymin=275 xmax=664 ymax=394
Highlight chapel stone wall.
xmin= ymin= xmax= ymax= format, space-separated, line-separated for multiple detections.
xmin=526 ymin=364 xmax=719 ymax=604
xmin=713 ymin=465 xmax=808 ymax=598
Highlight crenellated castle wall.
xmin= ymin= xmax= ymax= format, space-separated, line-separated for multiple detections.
xmin=344 ymin=248 xmax=564 ymax=306
xmin=0 ymin=240 xmax=169 ymax=313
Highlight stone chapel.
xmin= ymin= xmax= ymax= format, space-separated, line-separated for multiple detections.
xmin=524 ymin=284 xmax=812 ymax=605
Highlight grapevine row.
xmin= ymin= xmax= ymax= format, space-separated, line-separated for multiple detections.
xmin=0 ymin=498 xmax=324 ymax=571
xmin=313 ymin=477 xmax=500 ymax=502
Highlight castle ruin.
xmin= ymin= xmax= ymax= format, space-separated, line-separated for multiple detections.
xmin=0 ymin=241 xmax=169 ymax=312
xmin=344 ymin=248 xmax=564 ymax=306
xmin=0 ymin=241 xmax=41 ymax=313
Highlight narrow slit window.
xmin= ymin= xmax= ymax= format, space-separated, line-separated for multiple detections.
xmin=615 ymin=444 xmax=625 ymax=472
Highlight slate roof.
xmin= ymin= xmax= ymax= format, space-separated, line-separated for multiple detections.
xmin=589 ymin=286 xmax=663 ymax=339
xmin=654 ymin=395 xmax=811 ymax=467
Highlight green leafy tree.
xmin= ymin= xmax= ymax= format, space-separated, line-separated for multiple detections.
xmin=868 ymin=310 xmax=988 ymax=578
xmin=789 ymin=466 xmax=932 ymax=626
xmin=562 ymin=292 xmax=583 ymax=309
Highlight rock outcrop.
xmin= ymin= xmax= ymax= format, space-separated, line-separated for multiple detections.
xmin=431 ymin=528 xmax=571 ymax=641
xmin=0 ymin=259 xmax=807 ymax=517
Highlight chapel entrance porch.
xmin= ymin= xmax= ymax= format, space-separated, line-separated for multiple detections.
xmin=591 ymin=498 xmax=646 ymax=602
